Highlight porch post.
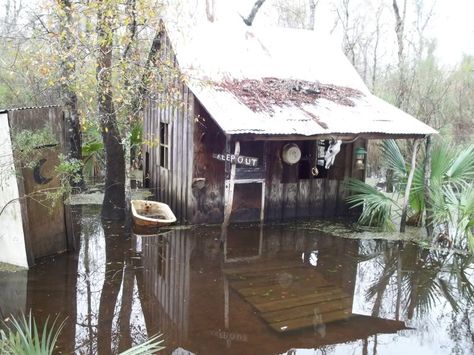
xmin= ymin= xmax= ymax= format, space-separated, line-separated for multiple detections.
xmin=222 ymin=139 xmax=240 ymax=232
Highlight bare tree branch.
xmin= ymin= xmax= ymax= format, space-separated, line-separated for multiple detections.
xmin=392 ymin=0 xmax=407 ymax=108
xmin=242 ymin=0 xmax=267 ymax=26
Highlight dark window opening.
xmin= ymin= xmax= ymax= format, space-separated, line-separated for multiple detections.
xmin=238 ymin=141 xmax=264 ymax=163
xmin=282 ymin=163 xmax=298 ymax=183
xmin=159 ymin=122 xmax=169 ymax=169
xmin=298 ymin=141 xmax=315 ymax=180
xmin=281 ymin=140 xmax=331 ymax=183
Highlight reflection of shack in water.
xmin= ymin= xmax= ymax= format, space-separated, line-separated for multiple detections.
xmin=136 ymin=229 xmax=195 ymax=348
xmin=137 ymin=226 xmax=407 ymax=354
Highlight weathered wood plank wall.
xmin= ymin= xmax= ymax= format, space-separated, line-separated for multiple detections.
xmin=8 ymin=107 xmax=71 ymax=262
xmin=264 ymin=140 xmax=362 ymax=222
xmin=142 ymin=30 xmax=195 ymax=224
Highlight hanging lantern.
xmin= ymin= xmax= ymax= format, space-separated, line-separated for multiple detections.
xmin=354 ymin=147 xmax=367 ymax=170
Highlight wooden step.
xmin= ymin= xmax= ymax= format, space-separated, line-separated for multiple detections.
xmin=269 ymin=309 xmax=352 ymax=333
xmin=236 ymin=274 xmax=333 ymax=296
xmin=229 ymin=268 xmax=330 ymax=291
xmin=261 ymin=296 xmax=353 ymax=323
xmin=243 ymin=283 xmax=341 ymax=304
xmin=252 ymin=288 xmax=348 ymax=313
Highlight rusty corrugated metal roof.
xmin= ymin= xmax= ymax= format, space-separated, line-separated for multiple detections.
xmin=167 ymin=21 xmax=437 ymax=137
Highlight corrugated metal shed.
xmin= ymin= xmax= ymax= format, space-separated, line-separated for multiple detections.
xmin=167 ymin=21 xmax=437 ymax=137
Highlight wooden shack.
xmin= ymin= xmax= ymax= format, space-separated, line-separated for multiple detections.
xmin=142 ymin=22 xmax=436 ymax=224
xmin=0 ymin=106 xmax=74 ymax=267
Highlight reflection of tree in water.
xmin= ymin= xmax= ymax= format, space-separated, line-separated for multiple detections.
xmin=97 ymin=219 xmax=125 ymax=354
xmin=74 ymin=208 xmax=150 ymax=354
xmin=358 ymin=240 xmax=474 ymax=349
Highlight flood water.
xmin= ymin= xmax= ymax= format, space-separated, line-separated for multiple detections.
xmin=1 ymin=205 xmax=473 ymax=354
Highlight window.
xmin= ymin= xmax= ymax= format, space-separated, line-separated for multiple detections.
xmin=159 ymin=122 xmax=169 ymax=169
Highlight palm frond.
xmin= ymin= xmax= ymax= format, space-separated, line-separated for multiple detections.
xmin=430 ymin=140 xmax=457 ymax=183
xmin=119 ymin=334 xmax=164 ymax=355
xmin=380 ymin=139 xmax=407 ymax=178
xmin=346 ymin=179 xmax=398 ymax=231
xmin=438 ymin=278 xmax=460 ymax=313
xmin=445 ymin=145 xmax=474 ymax=188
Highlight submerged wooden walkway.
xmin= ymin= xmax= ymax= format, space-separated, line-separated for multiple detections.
xmin=223 ymin=260 xmax=352 ymax=333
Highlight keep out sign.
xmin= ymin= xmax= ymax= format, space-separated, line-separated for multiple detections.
xmin=213 ymin=153 xmax=259 ymax=167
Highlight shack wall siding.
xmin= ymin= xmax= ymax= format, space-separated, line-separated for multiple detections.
xmin=143 ymin=83 xmax=195 ymax=224
xmin=142 ymin=27 xmax=196 ymax=224
xmin=262 ymin=140 xmax=363 ymax=222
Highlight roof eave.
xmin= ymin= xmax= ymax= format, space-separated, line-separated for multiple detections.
xmin=228 ymin=132 xmax=435 ymax=141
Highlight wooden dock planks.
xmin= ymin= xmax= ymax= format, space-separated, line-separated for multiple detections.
xmin=223 ymin=261 xmax=353 ymax=333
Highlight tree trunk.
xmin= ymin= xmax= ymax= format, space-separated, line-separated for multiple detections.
xmin=400 ymin=139 xmax=420 ymax=232
xmin=392 ymin=0 xmax=408 ymax=109
xmin=423 ymin=135 xmax=433 ymax=237
xmin=97 ymin=1 xmax=125 ymax=220
xmin=58 ymin=0 xmax=84 ymax=188
xmin=308 ymin=0 xmax=318 ymax=30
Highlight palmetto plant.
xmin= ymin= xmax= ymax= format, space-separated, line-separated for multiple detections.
xmin=0 ymin=313 xmax=64 ymax=355
xmin=82 ymin=139 xmax=105 ymax=184
xmin=346 ymin=138 xmax=474 ymax=252
xmin=346 ymin=179 xmax=399 ymax=231
xmin=0 ymin=313 xmax=164 ymax=355
xmin=346 ymin=139 xmax=406 ymax=231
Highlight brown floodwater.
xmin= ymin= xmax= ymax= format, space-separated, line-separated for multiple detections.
xmin=0 ymin=205 xmax=473 ymax=354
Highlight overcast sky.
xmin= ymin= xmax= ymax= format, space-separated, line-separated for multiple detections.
xmin=431 ymin=0 xmax=474 ymax=65
xmin=3 ymin=0 xmax=473 ymax=67
xmin=223 ymin=0 xmax=474 ymax=67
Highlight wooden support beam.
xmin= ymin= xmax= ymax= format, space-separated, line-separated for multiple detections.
xmin=222 ymin=140 xmax=240 ymax=230
xmin=260 ymin=181 xmax=266 ymax=222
